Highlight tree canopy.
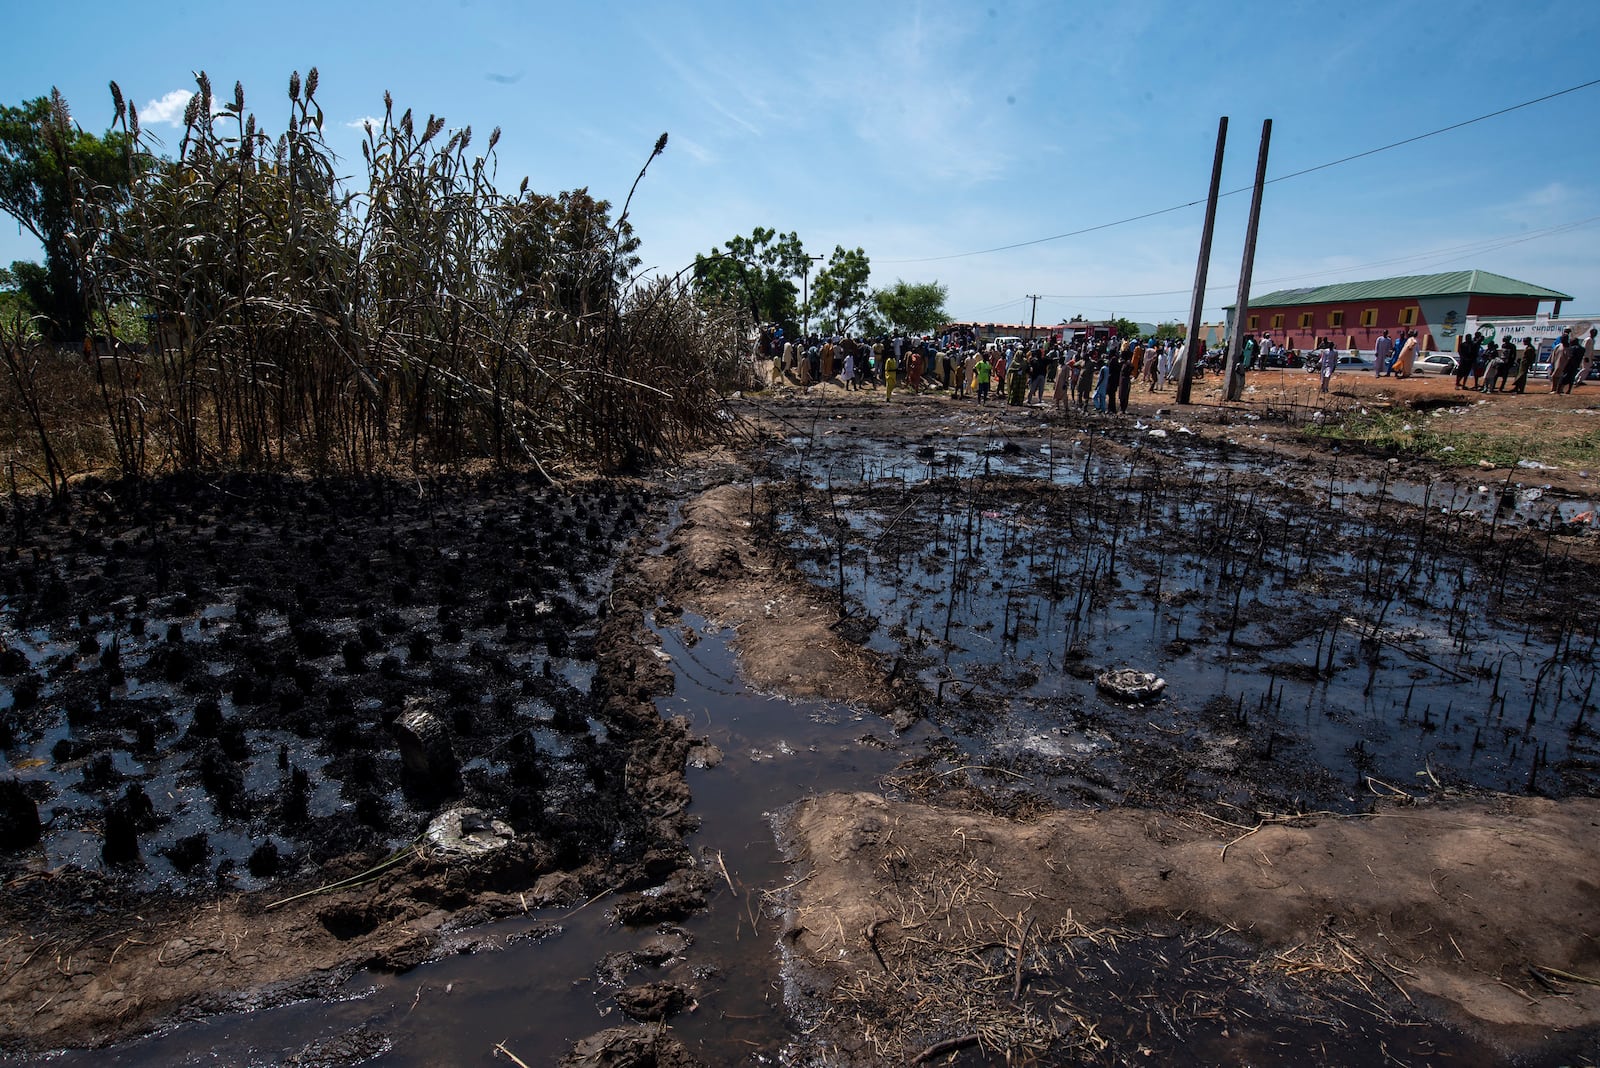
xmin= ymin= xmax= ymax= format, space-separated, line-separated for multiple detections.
xmin=807 ymin=245 xmax=871 ymax=335
xmin=872 ymin=280 xmax=948 ymax=335
xmin=0 ymin=92 xmax=131 ymax=340
xmin=692 ymin=227 xmax=808 ymax=330
xmin=496 ymin=187 xmax=639 ymax=318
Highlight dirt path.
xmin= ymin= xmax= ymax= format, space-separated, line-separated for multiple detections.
xmin=636 ymin=481 xmax=917 ymax=728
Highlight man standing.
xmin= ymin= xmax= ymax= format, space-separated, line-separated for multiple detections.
xmin=1550 ymin=329 xmax=1572 ymax=394
xmin=1374 ymin=330 xmax=1394 ymax=377
xmin=1454 ymin=333 xmax=1478 ymax=391
xmin=1026 ymin=347 xmax=1049 ymax=405
xmin=1514 ymin=337 xmax=1536 ymax=393
xmin=1318 ymin=338 xmax=1338 ymax=394
xmin=1559 ymin=330 xmax=1585 ymax=394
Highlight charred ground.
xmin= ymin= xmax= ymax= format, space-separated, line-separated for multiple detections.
xmin=2 ymin=371 xmax=1600 ymax=1066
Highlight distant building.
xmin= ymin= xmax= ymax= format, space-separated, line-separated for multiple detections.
xmin=1225 ymin=270 xmax=1572 ymax=352
xmin=1467 ymin=312 xmax=1598 ymax=360
xmin=945 ymin=321 xmax=1066 ymax=343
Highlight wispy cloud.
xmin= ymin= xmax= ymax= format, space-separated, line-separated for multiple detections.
xmin=651 ymin=45 xmax=769 ymax=139
xmin=804 ymin=8 xmax=1015 ymax=185
xmin=670 ymin=135 xmax=717 ymax=166
xmin=346 ymin=115 xmax=385 ymax=132
xmin=142 ymin=90 xmax=192 ymax=127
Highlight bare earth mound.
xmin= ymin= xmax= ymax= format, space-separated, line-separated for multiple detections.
xmin=778 ymin=792 xmax=1600 ymax=1063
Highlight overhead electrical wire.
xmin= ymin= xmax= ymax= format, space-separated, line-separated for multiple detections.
xmin=1028 ymin=215 xmax=1600 ymax=302
xmin=879 ymin=77 xmax=1600 ymax=266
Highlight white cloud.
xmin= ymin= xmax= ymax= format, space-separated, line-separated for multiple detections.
xmin=671 ymin=135 xmax=716 ymax=166
xmin=346 ymin=116 xmax=385 ymax=132
xmin=141 ymin=90 xmax=193 ymax=127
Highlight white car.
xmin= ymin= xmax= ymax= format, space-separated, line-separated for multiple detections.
xmin=1417 ymin=353 xmax=1458 ymax=375
xmin=1308 ymin=352 xmax=1372 ymax=371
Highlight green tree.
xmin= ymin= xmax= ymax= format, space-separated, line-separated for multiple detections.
xmin=872 ymin=280 xmax=947 ymax=335
xmin=0 ymin=92 xmax=131 ymax=340
xmin=496 ymin=187 xmax=640 ymax=317
xmin=1154 ymin=321 xmax=1185 ymax=342
xmin=1108 ymin=317 xmax=1141 ymax=339
xmin=692 ymin=227 xmax=808 ymax=329
xmin=807 ymin=245 xmax=871 ymax=335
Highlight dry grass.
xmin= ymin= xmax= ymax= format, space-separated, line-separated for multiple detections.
xmin=2 ymin=72 xmax=750 ymax=491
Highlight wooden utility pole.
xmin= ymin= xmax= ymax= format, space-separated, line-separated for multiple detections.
xmin=1026 ymin=295 xmax=1040 ymax=341
xmin=1223 ymin=119 xmax=1273 ymax=402
xmin=801 ymin=253 xmax=824 ymax=336
xmin=1177 ymin=117 xmax=1228 ymax=405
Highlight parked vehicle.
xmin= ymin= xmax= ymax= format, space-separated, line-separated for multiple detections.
xmin=1306 ymin=353 xmax=1373 ymax=372
xmin=1417 ymin=353 xmax=1458 ymax=375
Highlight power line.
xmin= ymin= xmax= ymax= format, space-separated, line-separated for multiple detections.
xmin=1027 ymin=214 xmax=1600 ymax=302
xmin=1257 ymin=78 xmax=1600 ymax=190
xmin=881 ymin=77 xmax=1600 ymax=266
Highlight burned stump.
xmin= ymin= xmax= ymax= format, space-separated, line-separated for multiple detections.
xmin=392 ymin=703 xmax=461 ymax=799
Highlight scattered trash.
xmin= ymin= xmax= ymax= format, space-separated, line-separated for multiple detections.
xmin=1148 ymin=428 xmax=1168 ymax=438
xmin=424 ymin=807 xmax=515 ymax=859
xmin=1095 ymin=669 xmax=1167 ymax=702
xmin=1517 ymin=460 xmax=1555 ymax=470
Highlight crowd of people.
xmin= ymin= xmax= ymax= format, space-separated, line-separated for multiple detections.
xmin=756 ymin=322 xmax=1599 ymax=407
xmin=1441 ymin=326 xmax=1595 ymax=395
xmin=757 ymin=327 xmax=1198 ymax=412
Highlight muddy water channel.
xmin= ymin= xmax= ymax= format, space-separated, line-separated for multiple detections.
xmin=762 ymin=416 xmax=1600 ymax=813
xmin=32 ymin=617 xmax=905 ymax=1066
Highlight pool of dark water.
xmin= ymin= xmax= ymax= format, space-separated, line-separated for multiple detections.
xmin=762 ymin=429 xmax=1600 ymax=814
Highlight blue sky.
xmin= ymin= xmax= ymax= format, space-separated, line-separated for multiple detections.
xmin=4 ymin=0 xmax=1597 ymax=328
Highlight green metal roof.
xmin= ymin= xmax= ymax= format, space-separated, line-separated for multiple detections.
xmin=1227 ymin=270 xmax=1572 ymax=309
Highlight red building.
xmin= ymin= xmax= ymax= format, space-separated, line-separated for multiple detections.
xmin=1225 ymin=270 xmax=1572 ymax=353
